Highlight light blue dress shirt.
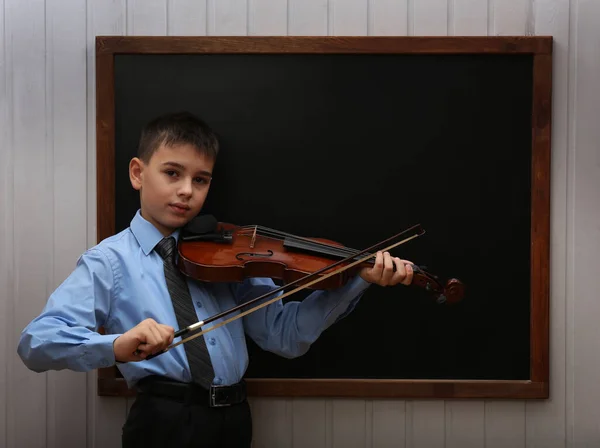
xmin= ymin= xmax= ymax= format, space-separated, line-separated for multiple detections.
xmin=18 ymin=210 xmax=371 ymax=388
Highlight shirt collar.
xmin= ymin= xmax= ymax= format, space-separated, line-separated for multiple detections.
xmin=130 ymin=209 xmax=180 ymax=256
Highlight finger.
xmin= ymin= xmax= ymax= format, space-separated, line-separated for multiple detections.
xmin=158 ymin=324 xmax=175 ymax=347
xmin=391 ymin=257 xmax=407 ymax=285
xmin=140 ymin=324 xmax=162 ymax=355
xmin=380 ymin=252 xmax=394 ymax=286
xmin=403 ymin=262 xmax=414 ymax=285
xmin=369 ymin=251 xmax=384 ymax=279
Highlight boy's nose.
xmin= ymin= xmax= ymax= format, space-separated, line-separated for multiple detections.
xmin=178 ymin=180 xmax=193 ymax=196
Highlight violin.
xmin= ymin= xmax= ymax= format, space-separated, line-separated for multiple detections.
xmin=144 ymin=215 xmax=465 ymax=360
xmin=177 ymin=215 xmax=465 ymax=305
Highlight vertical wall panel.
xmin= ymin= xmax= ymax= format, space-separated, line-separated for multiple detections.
xmin=491 ymin=0 xmax=533 ymax=35
xmin=0 ymin=0 xmax=10 ymax=445
xmin=406 ymin=402 xmax=445 ymax=448
xmin=5 ymin=0 xmax=49 ymax=447
xmin=367 ymin=1 xmax=409 ymax=444
xmin=405 ymin=3 xmax=448 ymax=446
xmin=124 ymin=0 xmax=168 ymax=417
xmin=332 ymin=400 xmax=367 ymax=448
xmin=250 ymin=398 xmax=293 ymax=448
xmin=127 ymin=0 xmax=167 ymax=35
xmin=46 ymin=1 xmax=89 ymax=446
xmin=445 ymin=402 xmax=485 ymax=448
xmin=368 ymin=0 xmax=408 ymax=35
xmin=571 ymin=0 xmax=600 ymax=445
xmin=292 ymin=400 xmax=328 ymax=448
xmin=486 ymin=402 xmax=526 ymax=448
xmin=440 ymin=1 xmax=489 ymax=444
xmin=167 ymin=0 xmax=207 ymax=35
xmin=452 ymin=0 xmax=488 ymax=35
xmin=371 ymin=401 xmax=406 ymax=448
xmin=329 ymin=0 xmax=368 ymax=35
xmin=482 ymin=0 xmax=529 ymax=445
xmin=249 ymin=0 xmax=287 ymax=35
xmin=288 ymin=0 xmax=328 ymax=35
xmin=208 ymin=0 xmax=248 ymax=35
xmin=86 ymin=2 xmax=128 ymax=447
xmin=526 ymin=1 xmax=570 ymax=448
xmin=245 ymin=2 xmax=292 ymax=446
xmin=0 ymin=1 xmax=587 ymax=448
xmin=411 ymin=0 xmax=447 ymax=35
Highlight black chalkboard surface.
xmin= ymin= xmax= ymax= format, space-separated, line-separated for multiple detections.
xmin=96 ymin=36 xmax=552 ymax=399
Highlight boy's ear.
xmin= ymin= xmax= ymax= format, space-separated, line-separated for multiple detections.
xmin=129 ymin=157 xmax=145 ymax=191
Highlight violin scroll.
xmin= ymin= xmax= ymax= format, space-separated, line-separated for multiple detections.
xmin=411 ymin=265 xmax=465 ymax=304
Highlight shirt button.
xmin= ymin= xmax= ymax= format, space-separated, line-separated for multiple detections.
xmin=208 ymin=337 xmax=216 ymax=345
xmin=195 ymin=301 xmax=202 ymax=308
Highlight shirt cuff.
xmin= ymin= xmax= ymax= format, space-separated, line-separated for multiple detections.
xmin=78 ymin=333 xmax=121 ymax=369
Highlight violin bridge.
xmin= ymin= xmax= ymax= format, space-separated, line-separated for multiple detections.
xmin=250 ymin=226 xmax=257 ymax=249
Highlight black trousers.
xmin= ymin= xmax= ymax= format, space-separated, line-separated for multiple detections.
xmin=122 ymin=386 xmax=253 ymax=447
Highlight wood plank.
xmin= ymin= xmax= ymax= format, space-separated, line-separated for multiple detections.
xmin=86 ymin=1 xmax=129 ymax=446
xmin=6 ymin=1 xmax=49 ymax=446
xmin=570 ymin=0 xmax=600 ymax=445
xmin=368 ymin=0 xmax=408 ymax=36
xmin=45 ymin=1 xmax=88 ymax=447
xmin=289 ymin=0 xmax=328 ymax=35
xmin=207 ymin=0 xmax=247 ymax=35
xmin=452 ymin=0 xmax=488 ymax=35
xmin=127 ymin=0 xmax=167 ymax=35
xmin=329 ymin=0 xmax=368 ymax=35
xmin=249 ymin=0 xmax=287 ymax=35
xmin=411 ymin=0 xmax=448 ymax=36
xmin=167 ymin=0 xmax=207 ymax=36
xmin=95 ymin=36 xmax=553 ymax=55
xmin=0 ymin=0 xmax=11 ymax=445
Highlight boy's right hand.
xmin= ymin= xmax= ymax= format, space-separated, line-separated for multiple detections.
xmin=113 ymin=318 xmax=175 ymax=362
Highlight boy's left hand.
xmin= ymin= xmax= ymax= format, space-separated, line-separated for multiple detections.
xmin=359 ymin=251 xmax=413 ymax=286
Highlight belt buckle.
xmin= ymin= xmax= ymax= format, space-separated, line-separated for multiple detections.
xmin=209 ymin=385 xmax=233 ymax=408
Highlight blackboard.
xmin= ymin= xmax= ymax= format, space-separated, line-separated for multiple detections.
xmin=95 ymin=36 xmax=552 ymax=399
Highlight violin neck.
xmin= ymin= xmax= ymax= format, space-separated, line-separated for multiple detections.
xmin=283 ymin=237 xmax=374 ymax=265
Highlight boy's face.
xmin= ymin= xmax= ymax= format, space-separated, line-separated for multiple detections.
xmin=129 ymin=142 xmax=214 ymax=236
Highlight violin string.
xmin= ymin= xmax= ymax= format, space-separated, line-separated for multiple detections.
xmin=236 ymin=226 xmax=377 ymax=265
xmin=167 ymin=231 xmax=421 ymax=351
xmin=238 ymin=225 xmax=369 ymax=258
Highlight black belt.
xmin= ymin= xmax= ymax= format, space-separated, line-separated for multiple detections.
xmin=136 ymin=375 xmax=247 ymax=408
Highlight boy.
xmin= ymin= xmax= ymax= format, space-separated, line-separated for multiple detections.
xmin=18 ymin=112 xmax=413 ymax=447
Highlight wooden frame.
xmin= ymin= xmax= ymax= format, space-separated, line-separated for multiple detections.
xmin=95 ymin=36 xmax=552 ymax=399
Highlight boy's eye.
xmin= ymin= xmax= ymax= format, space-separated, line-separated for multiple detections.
xmin=194 ymin=177 xmax=210 ymax=184
xmin=165 ymin=170 xmax=178 ymax=177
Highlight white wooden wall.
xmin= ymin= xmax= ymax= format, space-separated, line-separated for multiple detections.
xmin=1 ymin=0 xmax=598 ymax=447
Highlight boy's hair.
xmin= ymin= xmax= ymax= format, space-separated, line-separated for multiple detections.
xmin=137 ymin=111 xmax=220 ymax=163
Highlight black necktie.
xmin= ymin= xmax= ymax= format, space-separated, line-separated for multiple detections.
xmin=155 ymin=236 xmax=215 ymax=389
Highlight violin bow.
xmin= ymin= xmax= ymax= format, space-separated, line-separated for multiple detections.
xmin=144 ymin=223 xmax=424 ymax=360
